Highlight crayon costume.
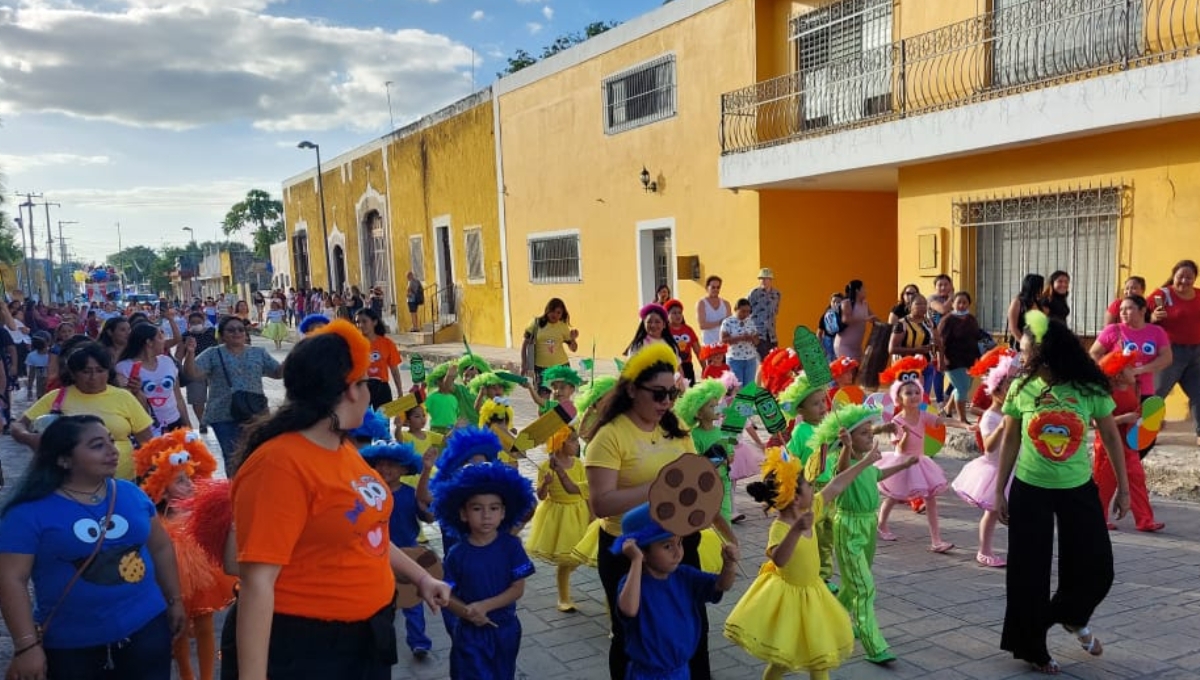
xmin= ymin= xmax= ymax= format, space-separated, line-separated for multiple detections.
xmin=725 ymin=451 xmax=853 ymax=677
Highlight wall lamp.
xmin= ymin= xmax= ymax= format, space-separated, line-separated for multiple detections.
xmin=640 ymin=167 xmax=658 ymax=193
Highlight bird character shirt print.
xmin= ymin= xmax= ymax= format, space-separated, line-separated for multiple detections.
xmin=1003 ymin=379 xmax=1115 ymax=490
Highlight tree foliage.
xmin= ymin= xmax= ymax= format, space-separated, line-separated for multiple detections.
xmin=499 ymin=21 xmax=621 ymax=76
xmin=223 ymin=189 xmax=285 ymax=259
xmin=0 ymin=171 xmax=25 ymax=266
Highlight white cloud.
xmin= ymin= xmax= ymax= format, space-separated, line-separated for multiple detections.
xmin=49 ymin=179 xmax=266 ymax=210
xmin=541 ymin=5 xmax=553 ymax=20
xmin=526 ymin=21 xmax=542 ymax=34
xmin=0 ymin=153 xmax=110 ymax=175
xmin=0 ymin=3 xmax=476 ymax=133
xmin=471 ymin=9 xmax=485 ymax=21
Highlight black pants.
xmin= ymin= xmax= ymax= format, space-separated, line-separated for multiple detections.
xmin=680 ymin=361 xmax=696 ymax=385
xmin=367 ymin=379 xmax=393 ymax=410
xmin=221 ymin=602 xmax=397 ymax=680
xmin=1001 ymin=478 xmax=1114 ymax=666
xmin=45 ymin=611 xmax=172 ymax=680
xmin=597 ymin=529 xmax=709 ymax=680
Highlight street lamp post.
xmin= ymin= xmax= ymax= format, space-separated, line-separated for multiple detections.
xmin=182 ymin=226 xmax=194 ymax=243
xmin=297 ymin=141 xmax=334 ymax=291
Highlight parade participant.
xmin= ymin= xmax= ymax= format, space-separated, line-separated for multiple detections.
xmin=698 ymin=344 xmax=729 ymax=381
xmin=778 ymin=376 xmax=835 ymax=588
xmin=665 ymin=299 xmax=700 ymax=384
xmin=675 ymin=378 xmax=737 ymax=522
xmin=454 ymin=355 xmax=492 ymax=426
xmin=759 ymin=347 xmax=800 ymax=396
xmin=997 ymin=310 xmax=1129 ymax=675
xmin=825 ymin=356 xmax=862 ymax=409
xmin=230 ymin=319 xmax=451 ymax=680
xmin=355 ymin=307 xmax=404 ymax=409
xmin=479 ymin=397 xmax=518 ymax=467
xmin=470 ymin=370 xmax=515 ymax=415
xmin=431 ymin=461 xmax=536 ymax=680
xmin=117 ymin=322 xmax=190 ymax=433
xmin=575 ymin=375 xmax=618 ymax=442
xmin=1094 ymin=350 xmax=1163 ymax=532
xmin=526 ymin=426 xmax=590 ymax=613
xmin=425 ymin=362 xmax=462 ymax=434
xmin=526 ymin=364 xmax=582 ymax=417
xmin=260 ymin=299 xmax=289 ymax=351
xmin=521 ymin=298 xmax=579 ymax=391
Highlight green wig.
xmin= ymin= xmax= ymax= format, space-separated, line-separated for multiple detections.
xmin=542 ymin=364 xmax=583 ymax=388
xmin=428 ymin=361 xmax=454 ymax=384
xmin=457 ymin=354 xmax=492 ymax=375
xmin=778 ymin=375 xmax=828 ymax=420
xmin=574 ymin=375 xmax=617 ymax=414
xmin=673 ymin=379 xmax=726 ymax=427
xmin=468 ymin=371 xmax=514 ymax=395
xmin=806 ymin=404 xmax=881 ymax=453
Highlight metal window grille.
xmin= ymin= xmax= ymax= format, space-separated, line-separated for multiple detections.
xmin=464 ymin=229 xmax=485 ymax=282
xmin=528 ymin=234 xmax=581 ymax=284
xmin=603 ymin=55 xmax=677 ymax=135
xmin=292 ymin=232 xmax=310 ymax=289
xmin=409 ymin=236 xmax=425 ymax=283
xmin=362 ymin=212 xmax=389 ymax=291
xmin=955 ymin=185 xmax=1126 ymax=337
xmin=651 ymin=229 xmax=673 ymax=292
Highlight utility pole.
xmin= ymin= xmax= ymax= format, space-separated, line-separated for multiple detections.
xmin=58 ymin=221 xmax=77 ymax=301
xmin=41 ymin=201 xmax=60 ymax=301
xmin=17 ymin=192 xmax=42 ymax=295
xmin=116 ymin=221 xmax=124 ymax=299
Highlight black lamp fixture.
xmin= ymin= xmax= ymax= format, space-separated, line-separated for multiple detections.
xmin=640 ymin=166 xmax=658 ymax=193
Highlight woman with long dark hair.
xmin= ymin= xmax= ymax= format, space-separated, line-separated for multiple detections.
xmin=1006 ymin=274 xmax=1046 ymax=345
xmin=835 ymin=280 xmax=876 ymax=360
xmin=996 ymin=310 xmax=1129 ymax=674
xmin=98 ymin=316 xmax=132 ymax=365
xmin=355 ymin=307 xmax=404 ymax=409
xmin=625 ymin=303 xmax=681 ymax=358
xmin=116 ymin=322 xmax=190 ymax=432
xmin=0 ymin=415 xmax=186 ymax=680
xmin=1043 ymin=271 xmax=1071 ymax=325
xmin=227 ymin=319 xmax=450 ymax=680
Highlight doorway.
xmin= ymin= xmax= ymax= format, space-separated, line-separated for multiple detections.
xmin=636 ymin=219 xmax=676 ymax=306
xmin=433 ymin=219 xmax=456 ymax=320
xmin=331 ymin=245 xmax=346 ymax=293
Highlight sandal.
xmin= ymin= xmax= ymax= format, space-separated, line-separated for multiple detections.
xmin=878 ymin=529 xmax=898 ymax=541
xmin=1064 ymin=625 xmax=1103 ymax=656
xmin=1031 ymin=659 xmax=1061 ymax=674
xmin=975 ymin=552 xmax=1006 ymax=568
xmin=929 ymin=541 xmax=955 ymax=554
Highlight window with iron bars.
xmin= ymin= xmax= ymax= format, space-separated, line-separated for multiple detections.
xmin=292 ymin=232 xmax=310 ymax=289
xmin=602 ymin=54 xmax=677 ymax=135
xmin=955 ymin=185 xmax=1124 ymax=337
xmin=528 ymin=233 xmax=581 ymax=284
xmin=464 ymin=228 xmax=486 ymax=283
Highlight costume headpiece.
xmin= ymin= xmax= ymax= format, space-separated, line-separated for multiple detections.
xmin=177 ymin=478 xmax=231 ymax=565
xmin=541 ymin=364 xmax=583 ymax=388
xmin=806 ymin=404 xmax=881 ymax=454
xmin=431 ymin=461 xmax=536 ymax=538
xmin=574 ymin=375 xmax=617 ymax=415
xmin=134 ymin=429 xmax=218 ymax=504
xmin=478 ymin=397 xmax=515 ymax=427
xmin=758 ymin=447 xmax=802 ymax=511
xmin=609 ymin=502 xmax=673 ymax=554
xmin=983 ymin=355 xmax=1021 ymax=395
xmin=350 ymin=407 xmax=391 ymax=442
xmin=428 ymin=361 xmax=453 ymax=384
xmin=457 ymin=354 xmax=492 ymax=375
xmin=760 ymin=347 xmax=800 ymax=395
xmin=1098 ymin=348 xmax=1140 ymax=378
xmin=889 ymin=373 xmax=925 ymax=404
xmin=779 ymin=375 xmax=828 ymax=419
xmin=312 ymin=318 xmax=371 ymax=385
xmin=717 ymin=369 xmax=740 ymax=393
xmin=663 ymin=298 xmax=684 ymax=312
xmin=545 ymin=426 xmax=576 ymax=455
xmin=469 ymin=371 xmax=515 ymax=395
xmin=698 ymin=344 xmax=727 ymax=362
xmin=1025 ymin=309 xmax=1050 ymax=343
xmin=298 ymin=313 xmax=330 ymax=335
xmin=969 ymin=345 xmax=1017 ymax=378
xmin=673 ymin=378 xmax=726 ymax=426
xmin=639 ymin=303 xmax=668 ymax=320
xmin=360 ymin=440 xmax=423 ymax=474
xmin=620 ymin=342 xmax=679 ymax=381
xmin=829 ymin=356 xmax=859 ymax=379
xmin=434 ymin=426 xmax=501 ymax=479
xmin=879 ymin=356 xmax=928 ymax=386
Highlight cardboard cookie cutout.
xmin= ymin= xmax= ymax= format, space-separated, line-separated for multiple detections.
xmin=792 ymin=326 xmax=832 ymax=386
xmin=649 ymin=454 xmax=724 ymax=536
xmin=409 ymin=355 xmax=427 ymax=384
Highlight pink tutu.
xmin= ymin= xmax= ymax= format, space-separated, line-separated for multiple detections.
xmin=952 ymin=453 xmax=1012 ymax=511
xmin=876 ymin=452 xmax=947 ymax=501
xmin=730 ymin=440 xmax=765 ymax=482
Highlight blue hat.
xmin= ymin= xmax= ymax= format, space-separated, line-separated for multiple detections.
xmin=298 ymin=313 xmax=330 ymax=334
xmin=349 ymin=407 xmax=391 ymax=442
xmin=434 ymin=426 xmax=500 ymax=478
xmin=431 ymin=461 xmax=536 ymax=539
xmin=609 ymin=502 xmax=673 ymax=555
xmin=360 ymin=441 xmax=422 ymax=474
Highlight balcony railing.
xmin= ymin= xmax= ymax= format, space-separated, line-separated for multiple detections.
xmin=721 ymin=0 xmax=1200 ymax=154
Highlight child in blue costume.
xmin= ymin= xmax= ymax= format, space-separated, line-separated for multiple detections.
xmin=431 ymin=461 xmax=537 ymax=680
xmin=615 ymin=503 xmax=740 ymax=680
xmin=360 ymin=440 xmax=436 ymax=660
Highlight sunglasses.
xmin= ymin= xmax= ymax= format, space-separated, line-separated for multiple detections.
xmin=638 ymin=385 xmax=682 ymax=403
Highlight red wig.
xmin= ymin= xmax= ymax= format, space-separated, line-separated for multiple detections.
xmin=1098 ymin=348 xmax=1139 ymax=377
xmin=760 ymin=347 xmax=800 ymax=395
xmin=879 ymin=356 xmax=928 ymax=386
xmin=968 ymin=345 xmax=1017 ymax=378
xmin=829 ymin=356 xmax=859 ymax=379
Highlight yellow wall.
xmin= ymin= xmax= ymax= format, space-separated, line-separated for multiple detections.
xmin=759 ymin=190 xmax=898 ymax=343
xmin=498 ymin=0 xmax=761 ymax=357
xmin=898 ymin=118 xmax=1200 ymax=420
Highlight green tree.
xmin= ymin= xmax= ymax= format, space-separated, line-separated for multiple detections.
xmin=223 ymin=189 xmax=284 ymax=258
xmin=107 ymin=245 xmax=159 ymax=288
xmin=0 ymin=169 xmax=23 ymax=266
xmin=499 ymin=21 xmax=620 ymax=76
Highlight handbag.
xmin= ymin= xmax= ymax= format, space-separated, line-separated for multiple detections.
xmin=40 ymin=480 xmax=118 ymax=640
xmin=216 ymin=348 xmax=268 ymax=423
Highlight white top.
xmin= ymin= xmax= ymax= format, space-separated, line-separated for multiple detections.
xmin=700 ymin=297 xmax=730 ymax=346
xmin=115 ymin=356 xmax=182 ymax=426
xmin=719 ymin=316 xmax=758 ymax=361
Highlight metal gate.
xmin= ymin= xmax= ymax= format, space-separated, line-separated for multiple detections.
xmin=361 ymin=211 xmax=390 ymax=296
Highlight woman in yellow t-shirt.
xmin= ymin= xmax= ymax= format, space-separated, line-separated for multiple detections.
xmin=521 ymin=298 xmax=578 ymax=393
xmin=584 ymin=343 xmax=730 ymax=680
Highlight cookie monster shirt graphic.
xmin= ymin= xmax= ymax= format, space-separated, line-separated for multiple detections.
xmin=0 ymin=480 xmax=166 ymax=649
xmin=1003 ymin=378 xmax=1115 ymax=489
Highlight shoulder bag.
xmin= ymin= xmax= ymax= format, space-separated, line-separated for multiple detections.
xmin=216 ymin=348 xmax=268 ymax=423
xmin=39 ymin=480 xmax=118 ymax=639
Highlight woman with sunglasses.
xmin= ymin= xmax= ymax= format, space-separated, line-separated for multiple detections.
xmin=183 ymin=316 xmax=282 ymax=472
xmin=583 ymin=343 xmax=734 ymax=680
xmin=887 ymin=284 xmax=921 ymax=325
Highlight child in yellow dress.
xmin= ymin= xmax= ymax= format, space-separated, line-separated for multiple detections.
xmin=725 ymin=442 xmax=882 ymax=680
xmin=525 ymin=426 xmax=591 ymax=612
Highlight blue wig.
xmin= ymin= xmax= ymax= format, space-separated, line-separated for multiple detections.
xmin=360 ymin=441 xmax=423 ymax=475
xmin=350 ymin=407 xmax=391 ymax=442
xmin=298 ymin=313 xmax=331 ymax=334
xmin=434 ymin=426 xmax=501 ymax=477
xmin=431 ymin=461 xmax=536 ymax=538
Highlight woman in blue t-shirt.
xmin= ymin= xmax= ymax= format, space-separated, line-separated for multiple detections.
xmin=0 ymin=415 xmax=186 ymax=680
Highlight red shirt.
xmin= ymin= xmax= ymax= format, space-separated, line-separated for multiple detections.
xmin=669 ymin=323 xmax=700 ymax=363
xmin=701 ymin=363 xmax=728 ymax=380
xmin=1153 ymin=286 xmax=1200 ymax=345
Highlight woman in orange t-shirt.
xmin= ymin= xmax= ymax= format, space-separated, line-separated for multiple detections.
xmin=228 ymin=319 xmax=450 ymax=680
xmin=355 ymin=308 xmax=404 ymax=409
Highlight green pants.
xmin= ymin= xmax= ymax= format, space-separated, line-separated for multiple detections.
xmin=834 ymin=509 xmax=889 ymax=659
xmin=816 ymin=510 xmax=835 ymax=582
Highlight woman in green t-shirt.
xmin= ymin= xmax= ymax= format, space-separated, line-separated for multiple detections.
xmin=995 ymin=310 xmax=1130 ymax=675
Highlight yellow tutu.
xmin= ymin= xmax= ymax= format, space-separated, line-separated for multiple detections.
xmin=572 ymin=518 xmax=602 ymax=567
xmin=525 ymin=460 xmax=590 ymax=564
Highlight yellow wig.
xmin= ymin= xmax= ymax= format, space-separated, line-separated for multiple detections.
xmin=313 ymin=318 xmax=371 ymax=385
xmin=621 ymin=343 xmax=679 ymax=381
xmin=479 ymin=397 xmax=515 ymax=427
xmin=760 ymin=447 xmax=801 ymax=511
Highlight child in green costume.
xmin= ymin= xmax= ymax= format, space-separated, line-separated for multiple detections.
xmin=675 ymin=379 xmax=737 ymax=522
xmin=425 ymin=362 xmax=461 ymax=434
xmin=527 ymin=364 xmax=583 ymax=417
xmin=807 ymin=405 xmax=916 ymax=665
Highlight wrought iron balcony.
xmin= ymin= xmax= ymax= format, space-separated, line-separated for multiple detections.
xmin=720 ymin=0 xmax=1200 ymax=154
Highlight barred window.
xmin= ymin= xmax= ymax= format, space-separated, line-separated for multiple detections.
xmin=409 ymin=236 xmax=426 ymax=283
xmin=292 ymin=232 xmax=310 ymax=289
xmin=464 ymin=228 xmax=486 ymax=283
xmin=528 ymin=233 xmax=581 ymax=284
xmin=956 ymin=185 xmax=1124 ymax=337
xmin=603 ymin=55 xmax=676 ymax=135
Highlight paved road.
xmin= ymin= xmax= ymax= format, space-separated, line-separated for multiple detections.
xmin=2 ymin=340 xmax=1199 ymax=679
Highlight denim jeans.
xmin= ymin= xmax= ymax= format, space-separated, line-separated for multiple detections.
xmin=402 ymin=604 xmax=431 ymax=652
xmin=728 ymin=358 xmax=757 ymax=388
xmin=210 ymin=421 xmax=244 ymax=473
xmin=45 ymin=611 xmax=172 ymax=680
xmin=1156 ymin=343 xmax=1200 ymax=435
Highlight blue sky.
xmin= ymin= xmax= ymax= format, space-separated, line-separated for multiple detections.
xmin=0 ymin=0 xmax=657 ymax=262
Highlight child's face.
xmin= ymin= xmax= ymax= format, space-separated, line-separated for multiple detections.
xmin=373 ymin=459 xmax=406 ymax=486
xmin=166 ymin=472 xmax=194 ymax=502
xmin=697 ymin=399 xmax=719 ymax=422
xmin=835 ymin=370 xmax=855 ymax=386
xmin=463 ymin=366 xmax=479 ymax=381
xmin=643 ymin=535 xmax=684 ymax=576
xmin=551 ymin=381 xmax=575 ymax=402
xmin=667 ymin=307 xmax=683 ymax=325
xmin=486 ymin=384 xmax=505 ymax=398
xmin=952 ymin=295 xmax=970 ymax=313
xmin=898 ymin=382 xmax=922 ymax=408
xmin=405 ymin=408 xmax=427 ymax=431
xmin=467 ymin=453 xmax=491 ymax=466
xmin=1114 ymin=367 xmax=1135 ymax=387
xmin=793 ymin=477 xmax=814 ymax=510
xmin=708 ymin=353 xmax=727 ymax=367
xmin=460 ymin=493 xmax=506 ymax=537
xmin=797 ymin=391 xmax=828 ymax=424
xmin=850 ymin=424 xmax=875 ymax=453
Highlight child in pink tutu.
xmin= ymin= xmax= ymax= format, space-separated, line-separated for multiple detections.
xmin=877 ymin=379 xmax=974 ymax=552
xmin=951 ymin=354 xmax=1019 ymax=567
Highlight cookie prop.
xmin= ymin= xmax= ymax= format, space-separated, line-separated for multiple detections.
xmin=649 ymin=454 xmax=724 ymax=536
xmin=720 ymin=386 xmax=759 ymax=437
xmin=792 ymin=326 xmax=832 ymax=385
xmin=752 ymin=387 xmax=788 ymax=435
xmin=395 ymin=547 xmax=496 ymax=627
xmin=409 ymin=354 xmax=427 ymax=384
xmin=1128 ymin=395 xmax=1166 ymax=450
xmin=379 ymin=393 xmax=420 ymax=420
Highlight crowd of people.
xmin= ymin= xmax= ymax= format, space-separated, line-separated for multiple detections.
xmin=0 ymin=257 xmax=1196 ymax=679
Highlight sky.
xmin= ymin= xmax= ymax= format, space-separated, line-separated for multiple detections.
xmin=0 ymin=0 xmax=658 ymax=264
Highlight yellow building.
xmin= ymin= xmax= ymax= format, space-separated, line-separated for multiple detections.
xmin=495 ymin=0 xmax=897 ymax=358
xmin=282 ymin=89 xmax=506 ymax=346
xmin=721 ymin=0 xmax=1200 ymax=419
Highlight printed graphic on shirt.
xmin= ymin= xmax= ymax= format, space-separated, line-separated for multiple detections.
xmin=72 ymin=514 xmax=148 ymax=585
xmin=1028 ymin=409 xmax=1086 ymax=462
xmin=1122 ymin=339 xmax=1159 ymax=358
xmin=140 ymin=375 xmax=177 ymax=410
xmin=347 ymin=475 xmax=390 ymax=556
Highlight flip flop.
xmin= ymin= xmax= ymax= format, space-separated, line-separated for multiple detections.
xmin=975 ymin=552 xmax=1006 ymax=568
xmin=1137 ymin=522 xmax=1165 ymax=533
xmin=929 ymin=541 xmax=955 ymax=554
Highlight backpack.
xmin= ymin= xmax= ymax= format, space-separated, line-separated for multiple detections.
xmin=821 ymin=305 xmax=844 ymax=336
